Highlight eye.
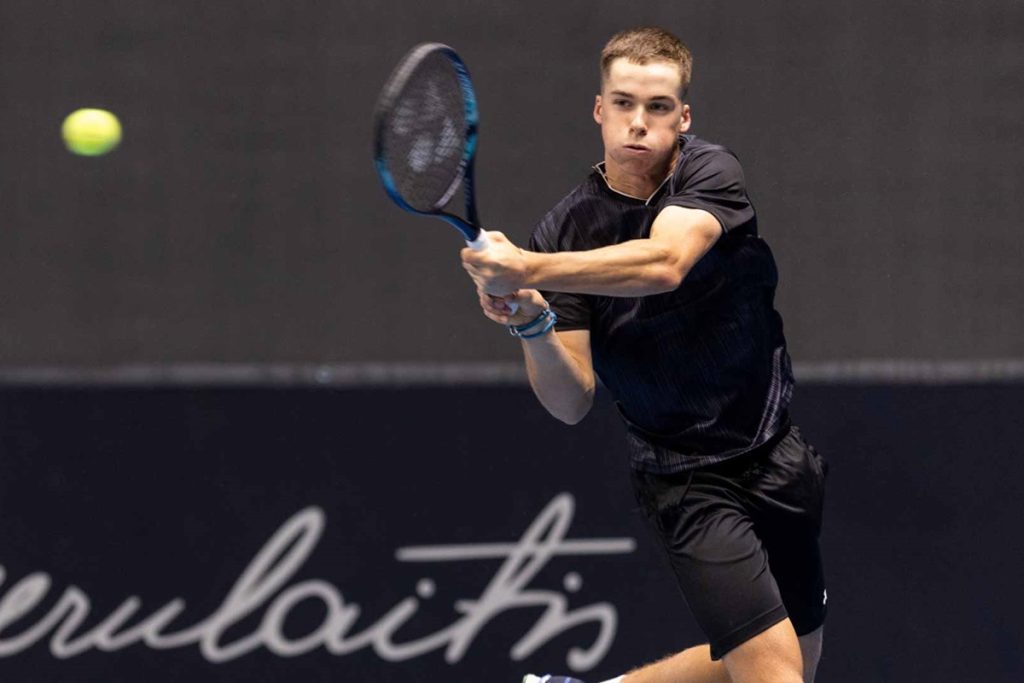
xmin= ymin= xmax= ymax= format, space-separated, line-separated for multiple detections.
xmin=648 ymin=102 xmax=672 ymax=113
xmin=613 ymin=99 xmax=632 ymax=108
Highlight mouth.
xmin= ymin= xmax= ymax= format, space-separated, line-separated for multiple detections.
xmin=623 ymin=144 xmax=650 ymax=153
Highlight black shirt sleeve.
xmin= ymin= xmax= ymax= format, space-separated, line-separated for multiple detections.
xmin=528 ymin=215 xmax=591 ymax=332
xmin=662 ymin=147 xmax=754 ymax=234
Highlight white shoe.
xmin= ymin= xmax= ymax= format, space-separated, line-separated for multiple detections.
xmin=522 ymin=676 xmax=587 ymax=683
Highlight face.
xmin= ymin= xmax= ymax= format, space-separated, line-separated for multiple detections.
xmin=594 ymin=58 xmax=691 ymax=178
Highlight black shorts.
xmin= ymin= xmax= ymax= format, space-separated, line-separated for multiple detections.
xmin=630 ymin=424 xmax=828 ymax=660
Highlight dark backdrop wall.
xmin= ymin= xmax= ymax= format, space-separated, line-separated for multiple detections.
xmin=1 ymin=383 xmax=1021 ymax=682
xmin=0 ymin=0 xmax=1021 ymax=366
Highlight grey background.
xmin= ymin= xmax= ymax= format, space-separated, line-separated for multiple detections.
xmin=1 ymin=0 xmax=1021 ymax=366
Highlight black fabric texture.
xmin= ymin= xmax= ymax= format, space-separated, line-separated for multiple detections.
xmin=528 ymin=135 xmax=794 ymax=473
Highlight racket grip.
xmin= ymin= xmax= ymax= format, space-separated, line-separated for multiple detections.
xmin=465 ymin=230 xmax=489 ymax=251
xmin=467 ymin=230 xmax=519 ymax=315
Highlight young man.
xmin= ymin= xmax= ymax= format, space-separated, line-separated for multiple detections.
xmin=461 ymin=27 xmax=827 ymax=683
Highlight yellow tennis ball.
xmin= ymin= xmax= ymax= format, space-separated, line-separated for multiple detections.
xmin=61 ymin=108 xmax=122 ymax=156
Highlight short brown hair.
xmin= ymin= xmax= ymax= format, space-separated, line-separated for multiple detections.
xmin=600 ymin=27 xmax=693 ymax=97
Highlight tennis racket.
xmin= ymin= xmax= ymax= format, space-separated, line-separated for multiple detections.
xmin=373 ymin=42 xmax=517 ymax=312
xmin=373 ymin=42 xmax=489 ymax=247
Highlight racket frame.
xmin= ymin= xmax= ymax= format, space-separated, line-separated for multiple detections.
xmin=373 ymin=43 xmax=483 ymax=245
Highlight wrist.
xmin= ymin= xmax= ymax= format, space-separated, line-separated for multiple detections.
xmin=508 ymin=307 xmax=549 ymax=336
xmin=521 ymin=249 xmax=541 ymax=289
xmin=510 ymin=308 xmax=558 ymax=340
xmin=504 ymin=290 xmax=548 ymax=324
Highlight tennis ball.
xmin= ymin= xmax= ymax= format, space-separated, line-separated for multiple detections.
xmin=61 ymin=108 xmax=122 ymax=156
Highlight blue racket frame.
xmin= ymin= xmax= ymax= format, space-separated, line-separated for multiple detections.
xmin=373 ymin=43 xmax=482 ymax=244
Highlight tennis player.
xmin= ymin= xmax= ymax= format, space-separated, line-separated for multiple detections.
xmin=461 ymin=27 xmax=827 ymax=683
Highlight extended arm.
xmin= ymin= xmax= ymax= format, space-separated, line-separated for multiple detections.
xmin=463 ymin=205 xmax=721 ymax=424
xmin=462 ymin=205 xmax=722 ymax=298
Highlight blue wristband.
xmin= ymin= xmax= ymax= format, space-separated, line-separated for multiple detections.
xmin=519 ymin=310 xmax=558 ymax=339
xmin=508 ymin=308 xmax=551 ymax=337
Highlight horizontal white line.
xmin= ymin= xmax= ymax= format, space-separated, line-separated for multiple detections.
xmin=0 ymin=360 xmax=1023 ymax=386
xmin=396 ymin=539 xmax=638 ymax=561
xmin=794 ymin=359 xmax=1024 ymax=383
xmin=0 ymin=362 xmax=528 ymax=387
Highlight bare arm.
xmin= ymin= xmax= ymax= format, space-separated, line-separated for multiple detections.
xmin=476 ymin=289 xmax=595 ymax=425
xmin=521 ymin=328 xmax=594 ymax=425
xmin=462 ymin=205 xmax=721 ymax=423
xmin=462 ymin=206 xmax=722 ymax=298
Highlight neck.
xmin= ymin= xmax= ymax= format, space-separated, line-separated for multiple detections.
xmin=602 ymin=148 xmax=679 ymax=199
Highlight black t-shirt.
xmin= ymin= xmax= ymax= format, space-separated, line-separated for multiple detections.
xmin=529 ymin=134 xmax=793 ymax=473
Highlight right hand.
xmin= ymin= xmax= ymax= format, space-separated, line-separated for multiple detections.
xmin=478 ymin=288 xmax=548 ymax=327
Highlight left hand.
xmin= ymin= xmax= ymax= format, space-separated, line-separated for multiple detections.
xmin=460 ymin=231 xmax=529 ymax=295
xmin=477 ymin=288 xmax=548 ymax=327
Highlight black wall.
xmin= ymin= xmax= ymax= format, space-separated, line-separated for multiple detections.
xmin=0 ymin=383 xmax=1021 ymax=681
xmin=1 ymin=0 xmax=1022 ymax=365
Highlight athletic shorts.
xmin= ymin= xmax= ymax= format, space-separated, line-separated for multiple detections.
xmin=630 ymin=424 xmax=828 ymax=660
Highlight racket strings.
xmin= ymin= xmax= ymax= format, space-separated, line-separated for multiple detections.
xmin=379 ymin=51 xmax=469 ymax=212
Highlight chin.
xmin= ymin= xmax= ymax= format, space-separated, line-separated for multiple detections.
xmin=617 ymin=148 xmax=672 ymax=169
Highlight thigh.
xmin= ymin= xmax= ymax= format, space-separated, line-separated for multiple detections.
xmin=722 ymin=618 xmax=803 ymax=683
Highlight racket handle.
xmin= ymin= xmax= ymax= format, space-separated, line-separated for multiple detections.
xmin=467 ymin=230 xmax=519 ymax=315
xmin=465 ymin=231 xmax=489 ymax=251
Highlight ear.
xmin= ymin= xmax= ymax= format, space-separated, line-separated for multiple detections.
xmin=593 ymin=95 xmax=603 ymax=125
xmin=678 ymin=103 xmax=692 ymax=133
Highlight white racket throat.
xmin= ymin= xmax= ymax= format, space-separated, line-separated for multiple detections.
xmin=466 ymin=231 xmax=489 ymax=251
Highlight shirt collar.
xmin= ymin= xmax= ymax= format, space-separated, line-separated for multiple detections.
xmin=593 ymin=162 xmax=673 ymax=205
xmin=592 ymin=135 xmax=688 ymax=206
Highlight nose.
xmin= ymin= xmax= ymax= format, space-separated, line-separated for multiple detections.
xmin=629 ymin=107 xmax=647 ymax=136
xmin=626 ymin=114 xmax=643 ymax=137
